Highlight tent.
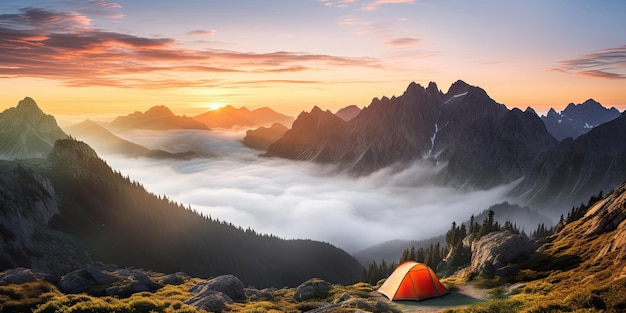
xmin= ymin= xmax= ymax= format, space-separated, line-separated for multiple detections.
xmin=377 ymin=261 xmax=448 ymax=301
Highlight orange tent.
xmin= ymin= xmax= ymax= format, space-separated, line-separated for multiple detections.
xmin=377 ymin=261 xmax=448 ymax=301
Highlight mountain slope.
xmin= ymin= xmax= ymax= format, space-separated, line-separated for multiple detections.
xmin=65 ymin=119 xmax=196 ymax=159
xmin=110 ymin=105 xmax=209 ymax=131
xmin=0 ymin=97 xmax=68 ymax=160
xmin=541 ymin=99 xmax=621 ymax=141
xmin=515 ymin=111 xmax=626 ymax=214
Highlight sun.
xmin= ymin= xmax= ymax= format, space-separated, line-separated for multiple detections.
xmin=208 ymin=102 xmax=226 ymax=111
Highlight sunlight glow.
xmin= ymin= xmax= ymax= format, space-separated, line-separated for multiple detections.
xmin=208 ymin=102 xmax=226 ymax=111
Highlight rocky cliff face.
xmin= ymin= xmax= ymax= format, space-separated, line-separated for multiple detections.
xmin=0 ymin=97 xmax=68 ymax=160
xmin=541 ymin=99 xmax=621 ymax=141
xmin=242 ymin=123 xmax=289 ymax=150
xmin=265 ymin=80 xmax=557 ymax=187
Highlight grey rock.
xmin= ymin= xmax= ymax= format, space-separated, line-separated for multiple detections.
xmin=105 ymin=286 xmax=119 ymax=296
xmin=58 ymin=267 xmax=119 ymax=294
xmin=293 ymin=278 xmax=332 ymax=302
xmin=159 ymin=272 xmax=188 ymax=285
xmin=185 ymin=290 xmax=232 ymax=313
xmin=189 ymin=275 xmax=245 ymax=301
xmin=129 ymin=280 xmax=150 ymax=293
xmin=0 ymin=268 xmax=39 ymax=284
xmin=245 ymin=288 xmax=274 ymax=301
xmin=333 ymin=292 xmax=351 ymax=304
xmin=471 ymin=231 xmax=537 ymax=277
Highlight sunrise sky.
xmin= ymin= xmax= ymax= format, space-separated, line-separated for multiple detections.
xmin=1 ymin=0 xmax=625 ymax=118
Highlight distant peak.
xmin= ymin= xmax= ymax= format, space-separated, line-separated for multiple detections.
xmin=446 ymin=80 xmax=471 ymax=95
xmin=145 ymin=105 xmax=174 ymax=116
xmin=426 ymin=81 xmax=439 ymax=93
xmin=582 ymin=98 xmax=601 ymax=107
xmin=16 ymin=97 xmax=44 ymax=115
xmin=310 ymin=106 xmax=323 ymax=114
xmin=524 ymin=106 xmax=537 ymax=115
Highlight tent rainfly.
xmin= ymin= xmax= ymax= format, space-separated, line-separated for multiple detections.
xmin=377 ymin=261 xmax=448 ymax=301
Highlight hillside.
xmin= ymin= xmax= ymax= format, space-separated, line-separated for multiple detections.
xmin=0 ymin=139 xmax=363 ymax=288
xmin=242 ymin=123 xmax=289 ymax=150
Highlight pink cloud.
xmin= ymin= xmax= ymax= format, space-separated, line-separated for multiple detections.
xmin=552 ymin=45 xmax=626 ymax=80
xmin=187 ymin=29 xmax=218 ymax=36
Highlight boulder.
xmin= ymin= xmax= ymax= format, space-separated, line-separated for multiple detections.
xmin=293 ymin=278 xmax=332 ymax=302
xmin=189 ymin=275 xmax=245 ymax=301
xmin=185 ymin=290 xmax=233 ymax=313
xmin=58 ymin=267 xmax=118 ymax=294
xmin=0 ymin=268 xmax=39 ymax=284
xmin=159 ymin=272 xmax=188 ymax=285
xmin=245 ymin=287 xmax=274 ymax=301
xmin=471 ymin=231 xmax=537 ymax=277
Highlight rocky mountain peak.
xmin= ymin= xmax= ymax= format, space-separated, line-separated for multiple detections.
xmin=15 ymin=97 xmax=45 ymax=117
xmin=0 ymin=97 xmax=68 ymax=160
xmin=446 ymin=80 xmax=471 ymax=95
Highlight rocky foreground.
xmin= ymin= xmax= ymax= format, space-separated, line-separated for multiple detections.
xmin=0 ymin=266 xmax=399 ymax=313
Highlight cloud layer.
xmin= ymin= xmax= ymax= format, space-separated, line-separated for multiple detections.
xmin=104 ymin=129 xmax=516 ymax=253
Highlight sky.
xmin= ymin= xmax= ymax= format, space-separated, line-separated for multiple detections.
xmin=1 ymin=0 xmax=625 ymax=117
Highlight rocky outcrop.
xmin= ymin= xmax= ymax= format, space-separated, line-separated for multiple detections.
xmin=293 ymin=278 xmax=332 ymax=302
xmin=0 ymin=267 xmax=41 ymax=284
xmin=189 ymin=275 xmax=245 ymax=301
xmin=470 ymin=231 xmax=537 ymax=277
xmin=58 ymin=267 xmax=119 ymax=294
xmin=541 ymin=99 xmax=621 ymax=141
xmin=0 ymin=97 xmax=68 ymax=160
xmin=242 ymin=123 xmax=289 ymax=150
xmin=0 ymin=162 xmax=59 ymax=269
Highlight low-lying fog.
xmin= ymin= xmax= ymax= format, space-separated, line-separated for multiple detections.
xmin=103 ymin=129 xmax=517 ymax=253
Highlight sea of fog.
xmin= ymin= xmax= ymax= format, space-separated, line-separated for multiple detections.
xmin=102 ymin=129 xmax=516 ymax=253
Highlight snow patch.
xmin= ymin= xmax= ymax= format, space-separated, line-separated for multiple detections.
xmin=584 ymin=123 xmax=593 ymax=129
xmin=427 ymin=123 xmax=439 ymax=157
xmin=443 ymin=92 xmax=468 ymax=105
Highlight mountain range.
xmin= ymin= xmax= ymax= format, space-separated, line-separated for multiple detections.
xmin=192 ymin=105 xmax=294 ymax=129
xmin=541 ymin=99 xmax=621 ymax=141
xmin=264 ymin=80 xmax=626 ymax=216
xmin=110 ymin=105 xmax=209 ymax=131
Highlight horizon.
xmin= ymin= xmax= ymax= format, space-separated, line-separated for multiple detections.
xmin=1 ymin=1 xmax=625 ymax=117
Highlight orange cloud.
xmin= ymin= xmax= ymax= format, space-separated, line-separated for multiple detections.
xmin=0 ymin=7 xmax=381 ymax=89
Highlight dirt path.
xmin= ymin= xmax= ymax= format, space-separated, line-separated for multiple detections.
xmin=373 ymin=284 xmax=490 ymax=313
